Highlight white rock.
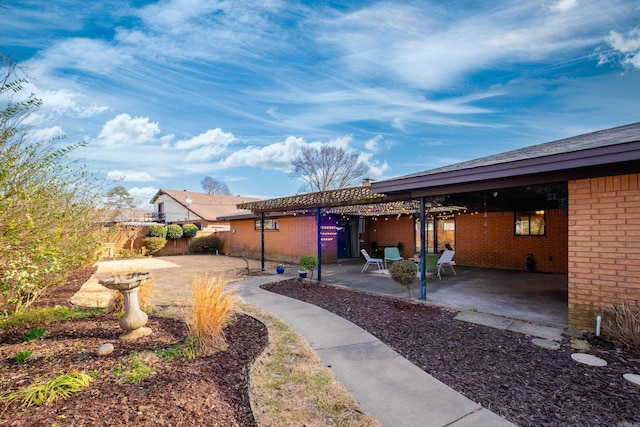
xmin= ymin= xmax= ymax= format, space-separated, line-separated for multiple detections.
xmin=571 ymin=353 xmax=607 ymax=366
xmin=623 ymin=373 xmax=640 ymax=388
xmin=96 ymin=343 xmax=114 ymax=356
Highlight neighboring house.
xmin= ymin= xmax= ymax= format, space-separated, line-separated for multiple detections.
xmin=149 ymin=189 xmax=259 ymax=231
xmin=96 ymin=208 xmax=155 ymax=227
xmin=232 ymin=122 xmax=640 ymax=331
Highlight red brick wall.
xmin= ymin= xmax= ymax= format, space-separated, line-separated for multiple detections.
xmin=455 ymin=209 xmax=568 ymax=273
xmin=362 ymin=216 xmax=416 ymax=258
xmin=568 ymin=173 xmax=640 ymax=330
xmin=228 ymin=215 xmax=337 ymax=264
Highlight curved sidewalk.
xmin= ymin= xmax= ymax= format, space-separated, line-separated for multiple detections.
xmin=235 ymin=276 xmax=516 ymax=427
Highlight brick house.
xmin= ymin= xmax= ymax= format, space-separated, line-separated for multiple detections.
xmin=230 ymin=122 xmax=640 ymax=331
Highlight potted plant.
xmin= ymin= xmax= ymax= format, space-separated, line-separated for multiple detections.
xmin=298 ymin=255 xmax=317 ymax=279
xmin=276 ymin=264 xmax=286 ymax=274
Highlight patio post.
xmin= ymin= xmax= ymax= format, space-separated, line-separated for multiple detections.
xmin=419 ymin=197 xmax=427 ymax=300
xmin=316 ymin=207 xmax=322 ymax=281
xmin=260 ymin=212 xmax=265 ymax=271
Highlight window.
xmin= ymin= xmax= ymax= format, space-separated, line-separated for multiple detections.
xmin=515 ymin=211 xmax=545 ymax=236
xmin=255 ymin=218 xmax=279 ymax=230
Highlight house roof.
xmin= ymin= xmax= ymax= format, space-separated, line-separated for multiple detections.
xmin=372 ymin=121 xmax=640 ymax=198
xmin=150 ymin=189 xmax=260 ymax=221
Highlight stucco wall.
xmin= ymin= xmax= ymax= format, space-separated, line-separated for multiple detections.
xmin=568 ymin=173 xmax=640 ymax=330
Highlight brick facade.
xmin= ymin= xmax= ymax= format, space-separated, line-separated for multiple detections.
xmin=568 ymin=173 xmax=640 ymax=330
xmin=456 ymin=209 xmax=568 ymax=273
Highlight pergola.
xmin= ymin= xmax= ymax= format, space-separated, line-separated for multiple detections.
xmin=237 ymin=186 xmax=463 ymax=299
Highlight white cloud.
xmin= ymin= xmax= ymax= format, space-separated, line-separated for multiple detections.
xmin=97 ymin=114 xmax=160 ymax=147
xmin=549 ymin=0 xmax=579 ymax=13
xmin=107 ymin=170 xmax=156 ymax=182
xmin=364 ymin=135 xmax=383 ymax=152
xmin=128 ymin=186 xmax=159 ymax=209
xmin=605 ymin=28 xmax=640 ymax=70
xmin=29 ymin=126 xmax=65 ymax=142
xmin=175 ymin=128 xmax=235 ymax=161
xmin=219 ymin=136 xmax=307 ymax=171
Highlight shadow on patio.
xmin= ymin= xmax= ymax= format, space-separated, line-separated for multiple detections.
xmin=318 ymin=260 xmax=568 ymax=328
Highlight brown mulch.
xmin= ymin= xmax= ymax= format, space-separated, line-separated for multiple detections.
xmin=262 ymin=280 xmax=640 ymax=427
xmin=1 ymin=267 xmax=268 ymax=426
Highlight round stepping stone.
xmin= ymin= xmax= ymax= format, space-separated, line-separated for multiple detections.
xmin=623 ymin=373 xmax=640 ymax=388
xmin=571 ymin=353 xmax=607 ymax=366
xmin=96 ymin=343 xmax=114 ymax=356
xmin=532 ymin=338 xmax=560 ymax=350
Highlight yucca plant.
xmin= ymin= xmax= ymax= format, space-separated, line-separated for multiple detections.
xmin=186 ymin=276 xmax=240 ymax=356
xmin=4 ymin=370 xmax=92 ymax=407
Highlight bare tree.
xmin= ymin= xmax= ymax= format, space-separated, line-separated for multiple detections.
xmin=201 ymin=176 xmax=231 ymax=195
xmin=290 ymin=145 xmax=369 ymax=192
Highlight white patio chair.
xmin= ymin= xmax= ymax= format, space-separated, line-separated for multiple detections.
xmin=360 ymin=249 xmax=384 ymax=273
xmin=437 ymin=250 xmax=457 ymax=279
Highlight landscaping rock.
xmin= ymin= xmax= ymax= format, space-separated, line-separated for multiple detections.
xmin=96 ymin=343 xmax=114 ymax=356
xmin=571 ymin=353 xmax=607 ymax=366
xmin=623 ymin=373 xmax=640 ymax=388
xmin=570 ymin=338 xmax=590 ymax=351
xmin=532 ymin=338 xmax=560 ymax=350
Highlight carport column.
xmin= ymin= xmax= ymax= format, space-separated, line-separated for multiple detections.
xmin=420 ymin=197 xmax=427 ymax=300
xmin=260 ymin=212 xmax=265 ymax=271
xmin=317 ymin=207 xmax=322 ymax=281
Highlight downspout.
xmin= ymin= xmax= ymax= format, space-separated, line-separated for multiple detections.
xmin=261 ymin=212 xmax=265 ymax=271
xmin=420 ymin=197 xmax=427 ymax=300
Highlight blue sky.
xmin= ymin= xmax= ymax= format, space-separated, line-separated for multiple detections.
xmin=2 ymin=0 xmax=640 ymax=207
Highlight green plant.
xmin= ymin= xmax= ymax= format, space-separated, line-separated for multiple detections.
xmin=600 ymin=302 xmax=640 ymax=354
xmin=146 ymin=225 xmax=167 ymax=238
xmin=142 ymin=237 xmax=166 ymax=255
xmin=22 ymin=327 xmax=46 ymax=341
xmin=182 ymin=223 xmax=198 ymax=238
xmin=188 ymin=234 xmax=222 ymax=254
xmin=14 ymin=350 xmax=32 ymax=363
xmin=111 ymin=352 xmax=156 ymax=383
xmin=4 ymin=371 xmax=92 ymax=407
xmin=186 ymin=275 xmax=240 ymax=356
xmin=390 ymin=260 xmax=418 ymax=299
xmin=1 ymin=306 xmax=98 ymax=330
xmin=0 ymin=59 xmax=102 ymax=313
xmin=299 ymin=255 xmax=318 ymax=278
xmin=166 ymin=224 xmax=184 ymax=239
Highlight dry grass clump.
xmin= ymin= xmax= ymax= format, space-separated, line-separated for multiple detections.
xmin=186 ymin=275 xmax=240 ymax=356
xmin=243 ymin=303 xmax=381 ymax=427
xmin=601 ymin=302 xmax=640 ymax=354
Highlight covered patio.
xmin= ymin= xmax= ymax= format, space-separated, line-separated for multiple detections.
xmin=304 ymin=261 xmax=568 ymax=327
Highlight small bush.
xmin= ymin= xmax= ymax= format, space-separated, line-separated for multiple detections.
xmin=166 ymin=224 xmax=184 ymax=239
xmin=142 ymin=237 xmax=166 ymax=255
xmin=4 ymin=370 xmax=92 ymax=407
xmin=299 ymin=255 xmax=318 ymax=279
xmin=188 ymin=234 xmax=222 ymax=254
xmin=23 ymin=328 xmax=46 ymax=342
xmin=186 ymin=276 xmax=239 ymax=356
xmin=14 ymin=350 xmax=32 ymax=363
xmin=390 ymin=260 xmax=418 ymax=299
xmin=600 ymin=302 xmax=640 ymax=354
xmin=147 ymin=225 xmax=167 ymax=238
xmin=182 ymin=223 xmax=198 ymax=238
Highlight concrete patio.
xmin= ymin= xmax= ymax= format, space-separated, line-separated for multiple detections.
xmin=315 ymin=260 xmax=568 ymax=328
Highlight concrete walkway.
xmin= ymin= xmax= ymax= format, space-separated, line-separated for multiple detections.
xmin=234 ymin=276 xmax=518 ymax=427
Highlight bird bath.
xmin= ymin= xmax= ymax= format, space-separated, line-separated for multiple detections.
xmin=99 ymin=271 xmax=152 ymax=340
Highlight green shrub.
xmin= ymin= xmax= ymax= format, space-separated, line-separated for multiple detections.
xmin=188 ymin=234 xmax=222 ymax=254
xmin=147 ymin=225 xmax=167 ymax=238
xmin=299 ymin=255 xmax=318 ymax=279
xmin=14 ymin=350 xmax=32 ymax=363
xmin=390 ymin=260 xmax=418 ymax=299
xmin=166 ymin=224 xmax=183 ymax=239
xmin=23 ymin=327 xmax=46 ymax=341
xmin=142 ymin=237 xmax=166 ymax=255
xmin=182 ymin=224 xmax=198 ymax=238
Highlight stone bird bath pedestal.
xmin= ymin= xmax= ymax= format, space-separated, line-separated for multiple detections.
xmin=99 ymin=271 xmax=152 ymax=340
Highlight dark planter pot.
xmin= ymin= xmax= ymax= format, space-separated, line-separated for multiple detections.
xmin=298 ymin=271 xmax=307 ymax=279
xmin=276 ymin=266 xmax=285 ymax=274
